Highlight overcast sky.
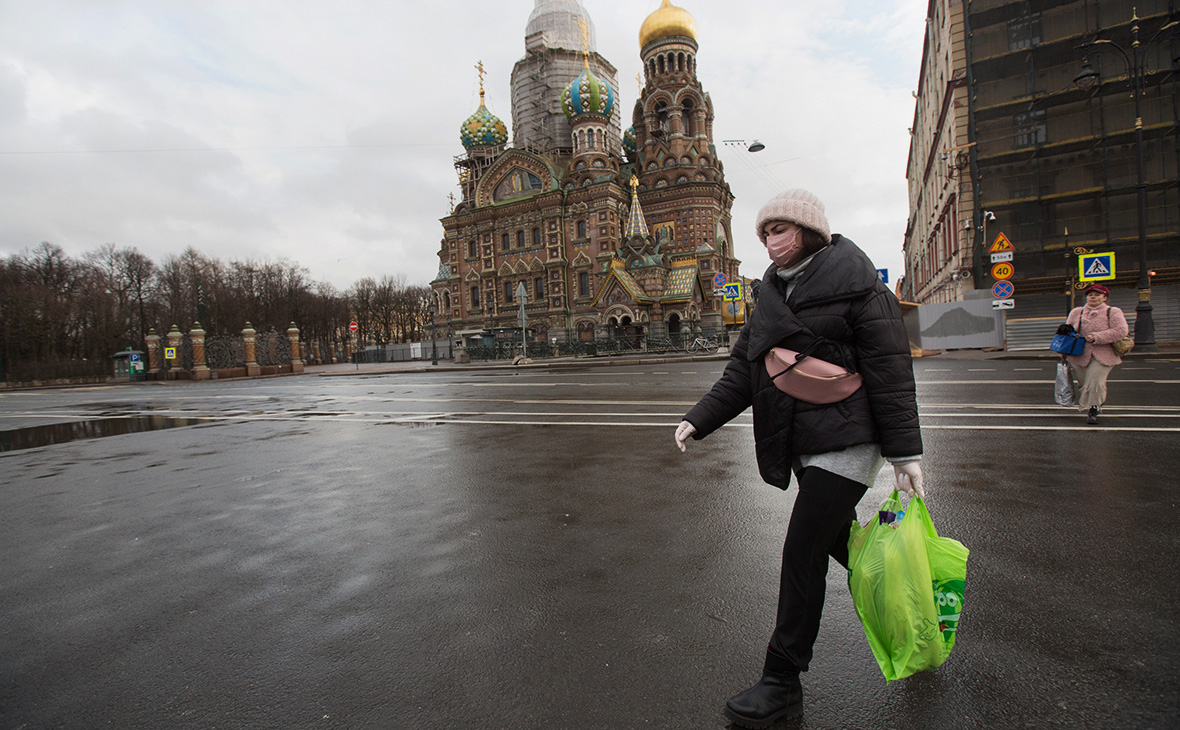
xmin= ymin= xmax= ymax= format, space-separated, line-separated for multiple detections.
xmin=0 ymin=0 xmax=927 ymax=291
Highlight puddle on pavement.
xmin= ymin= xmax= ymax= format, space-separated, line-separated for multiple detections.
xmin=0 ymin=416 xmax=209 ymax=453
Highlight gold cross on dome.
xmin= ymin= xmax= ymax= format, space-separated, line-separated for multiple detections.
xmin=629 ymin=174 xmax=639 ymax=191
xmin=475 ymin=60 xmax=486 ymax=100
xmin=578 ymin=16 xmax=590 ymax=67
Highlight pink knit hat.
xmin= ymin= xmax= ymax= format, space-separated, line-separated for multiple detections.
xmin=755 ymin=189 xmax=832 ymax=244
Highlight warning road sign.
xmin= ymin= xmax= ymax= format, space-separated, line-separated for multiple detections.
xmin=989 ymin=233 xmax=1014 ymax=253
xmin=723 ymin=283 xmax=742 ymax=301
xmin=165 ymin=347 xmax=177 ymax=360
xmin=1079 ymin=252 xmax=1116 ymax=281
xmin=991 ymin=261 xmax=1014 ymax=281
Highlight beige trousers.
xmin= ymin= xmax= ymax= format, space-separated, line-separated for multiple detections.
xmin=1072 ymin=360 xmax=1114 ymax=410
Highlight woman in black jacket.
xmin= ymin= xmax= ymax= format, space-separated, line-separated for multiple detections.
xmin=674 ymin=189 xmax=923 ymax=728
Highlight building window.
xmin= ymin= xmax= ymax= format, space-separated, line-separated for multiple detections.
xmin=535 ymin=277 xmax=544 ymax=300
xmin=502 ymin=233 xmax=510 ymax=251
xmin=1014 ymin=109 xmax=1046 ymax=148
xmin=471 ymin=286 xmax=479 ymax=307
xmin=532 ymin=227 xmax=540 ymax=246
xmin=505 ymin=281 xmax=514 ymax=304
xmin=517 ymin=231 xmax=525 ymax=248
xmin=1008 ymin=15 xmax=1041 ymax=50
xmin=576 ymin=220 xmax=586 ymax=238
xmin=579 ymin=272 xmax=589 ymax=297
xmin=468 ymin=241 xmax=477 ymax=258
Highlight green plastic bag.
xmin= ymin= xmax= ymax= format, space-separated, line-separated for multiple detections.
xmin=847 ymin=491 xmax=969 ymax=682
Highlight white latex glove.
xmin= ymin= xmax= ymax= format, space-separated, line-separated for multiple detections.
xmin=675 ymin=420 xmax=697 ymax=453
xmin=893 ymin=462 xmax=925 ymax=499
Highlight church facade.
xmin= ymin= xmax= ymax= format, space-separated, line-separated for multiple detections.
xmin=432 ymin=0 xmax=738 ymax=345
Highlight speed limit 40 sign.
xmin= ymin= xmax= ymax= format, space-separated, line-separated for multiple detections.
xmin=990 ymin=261 xmax=1014 ymax=281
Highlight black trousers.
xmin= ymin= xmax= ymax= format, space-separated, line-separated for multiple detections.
xmin=765 ymin=466 xmax=868 ymax=675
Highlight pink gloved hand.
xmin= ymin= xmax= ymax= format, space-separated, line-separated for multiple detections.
xmin=674 ymin=421 xmax=696 ymax=453
xmin=893 ymin=462 xmax=925 ymax=499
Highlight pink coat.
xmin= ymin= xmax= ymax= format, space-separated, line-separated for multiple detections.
xmin=1066 ymin=304 xmax=1128 ymax=367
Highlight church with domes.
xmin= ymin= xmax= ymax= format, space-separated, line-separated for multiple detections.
xmin=433 ymin=0 xmax=738 ymax=346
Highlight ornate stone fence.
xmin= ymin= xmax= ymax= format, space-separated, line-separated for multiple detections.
xmin=143 ymin=322 xmax=305 ymax=381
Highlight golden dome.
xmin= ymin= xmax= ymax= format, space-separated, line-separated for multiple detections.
xmin=638 ymin=0 xmax=698 ymax=48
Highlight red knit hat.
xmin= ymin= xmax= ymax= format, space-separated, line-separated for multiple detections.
xmin=1084 ymin=284 xmax=1110 ymax=296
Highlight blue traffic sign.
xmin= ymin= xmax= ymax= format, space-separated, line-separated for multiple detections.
xmin=992 ymin=280 xmax=1014 ymax=299
xmin=876 ymin=268 xmax=888 ymax=283
xmin=712 ymin=272 xmax=727 ymax=287
xmin=722 ymin=283 xmax=742 ymax=301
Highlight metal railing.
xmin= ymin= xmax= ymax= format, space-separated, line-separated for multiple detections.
xmin=465 ymin=332 xmax=725 ymax=361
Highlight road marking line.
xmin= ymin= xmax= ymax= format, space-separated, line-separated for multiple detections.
xmin=967 ymin=368 xmax=996 ymax=372
xmin=917 ymin=379 xmax=1180 ymax=384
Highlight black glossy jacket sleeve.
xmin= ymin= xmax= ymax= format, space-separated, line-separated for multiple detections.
xmin=849 ymin=287 xmax=921 ymax=457
xmin=682 ymin=326 xmax=755 ymax=438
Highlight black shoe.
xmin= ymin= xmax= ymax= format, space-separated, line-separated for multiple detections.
xmin=724 ymin=674 xmax=803 ymax=728
xmin=1087 ymin=406 xmax=1098 ymax=424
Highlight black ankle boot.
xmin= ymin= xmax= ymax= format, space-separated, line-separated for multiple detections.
xmin=723 ymin=673 xmax=802 ymax=728
xmin=1087 ymin=405 xmax=1098 ymax=424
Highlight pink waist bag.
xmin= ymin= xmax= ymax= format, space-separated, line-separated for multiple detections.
xmin=764 ymin=347 xmax=863 ymax=404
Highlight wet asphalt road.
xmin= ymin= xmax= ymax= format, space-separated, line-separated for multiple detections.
xmin=1 ymin=357 xmax=1178 ymax=729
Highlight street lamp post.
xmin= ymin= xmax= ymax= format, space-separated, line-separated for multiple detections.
xmin=975 ymin=210 xmax=996 ymax=283
xmin=428 ymin=299 xmax=438 ymax=366
xmin=1074 ymin=10 xmax=1178 ymax=351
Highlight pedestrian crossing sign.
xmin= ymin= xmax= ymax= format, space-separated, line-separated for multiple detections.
xmin=723 ymin=282 xmax=742 ymax=301
xmin=1079 ymin=251 xmax=1116 ymax=281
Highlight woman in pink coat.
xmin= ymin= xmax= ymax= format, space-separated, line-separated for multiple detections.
xmin=1065 ymin=284 xmax=1128 ymax=424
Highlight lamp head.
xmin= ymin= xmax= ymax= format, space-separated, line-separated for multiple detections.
xmin=1074 ymin=57 xmax=1100 ymax=88
xmin=747 ymin=140 xmax=766 ymax=153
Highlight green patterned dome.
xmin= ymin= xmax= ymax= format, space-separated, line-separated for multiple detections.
xmin=460 ymin=96 xmax=508 ymax=149
xmin=562 ymin=67 xmax=615 ymax=119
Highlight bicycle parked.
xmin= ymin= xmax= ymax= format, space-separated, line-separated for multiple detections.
xmin=686 ymin=336 xmax=719 ymax=354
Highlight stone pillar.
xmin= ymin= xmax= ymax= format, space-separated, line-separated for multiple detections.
xmin=144 ymin=329 xmax=161 ymax=374
xmin=242 ymin=322 xmax=260 ymax=377
xmin=287 ymin=322 xmax=304 ymax=373
xmin=166 ymin=325 xmax=183 ymax=379
xmin=190 ymin=322 xmax=210 ymax=380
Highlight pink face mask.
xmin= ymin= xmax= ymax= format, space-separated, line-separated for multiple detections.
xmin=765 ymin=228 xmax=804 ymax=267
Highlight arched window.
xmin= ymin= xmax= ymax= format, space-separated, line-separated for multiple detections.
xmin=658 ymin=55 xmax=665 ymax=74
xmin=443 ymin=291 xmax=451 ymax=309
xmin=587 ymin=129 xmax=595 ymax=149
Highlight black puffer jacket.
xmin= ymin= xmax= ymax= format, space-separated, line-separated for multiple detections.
xmin=683 ymin=235 xmax=921 ymax=489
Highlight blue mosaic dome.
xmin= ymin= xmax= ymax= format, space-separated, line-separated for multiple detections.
xmin=562 ymin=67 xmax=615 ymax=119
xmin=623 ymin=126 xmax=637 ymax=156
xmin=460 ymin=98 xmax=508 ymax=149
